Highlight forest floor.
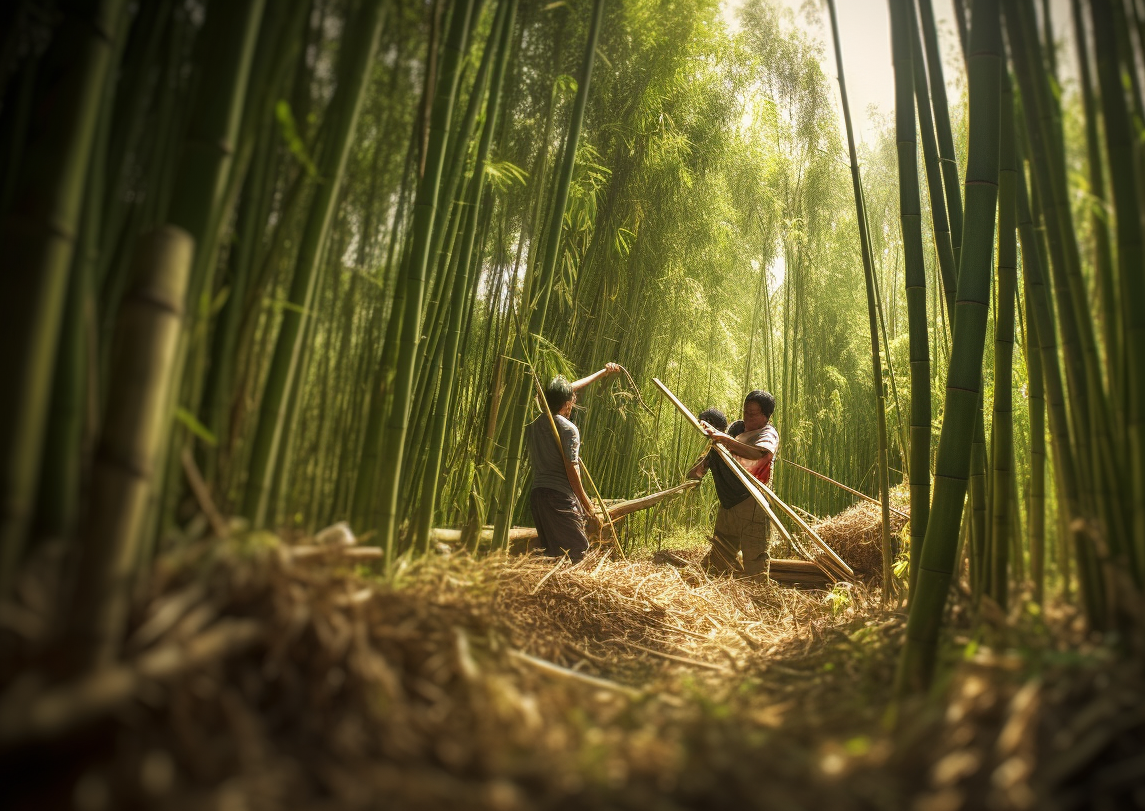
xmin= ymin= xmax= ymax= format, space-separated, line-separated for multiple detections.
xmin=3 ymin=515 xmax=1143 ymax=811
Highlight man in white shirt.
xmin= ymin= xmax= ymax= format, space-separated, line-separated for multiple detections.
xmin=692 ymin=390 xmax=779 ymax=576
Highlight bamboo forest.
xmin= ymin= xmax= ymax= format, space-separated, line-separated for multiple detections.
xmin=4 ymin=0 xmax=1145 ymax=806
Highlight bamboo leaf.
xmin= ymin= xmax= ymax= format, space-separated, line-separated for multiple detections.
xmin=275 ymin=100 xmax=318 ymax=178
xmin=176 ymin=407 xmax=218 ymax=447
xmin=264 ymin=298 xmax=315 ymax=317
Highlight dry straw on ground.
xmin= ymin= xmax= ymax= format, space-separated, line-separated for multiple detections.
xmin=807 ymin=490 xmax=910 ymax=584
xmin=4 ymin=510 xmax=1144 ymax=811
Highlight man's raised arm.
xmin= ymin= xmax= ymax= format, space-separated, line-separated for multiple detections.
xmin=569 ymin=361 xmax=622 ymax=393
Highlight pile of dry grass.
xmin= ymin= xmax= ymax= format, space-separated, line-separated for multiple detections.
xmin=808 ymin=491 xmax=909 ymax=584
xmin=0 ymin=530 xmax=880 ymax=810
xmin=5 ymin=520 xmax=1143 ymax=811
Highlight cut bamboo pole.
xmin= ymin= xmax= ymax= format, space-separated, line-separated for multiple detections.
xmin=651 ymin=378 xmax=854 ymax=581
xmin=428 ymin=480 xmax=699 ymax=545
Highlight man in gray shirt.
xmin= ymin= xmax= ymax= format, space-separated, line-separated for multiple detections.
xmin=526 ymin=362 xmax=620 ymax=561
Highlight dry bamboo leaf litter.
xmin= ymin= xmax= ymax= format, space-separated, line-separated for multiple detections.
xmin=2 ymin=521 xmax=1144 ymax=811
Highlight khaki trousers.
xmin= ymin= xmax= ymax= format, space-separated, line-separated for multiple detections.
xmin=704 ymin=496 xmax=770 ymax=577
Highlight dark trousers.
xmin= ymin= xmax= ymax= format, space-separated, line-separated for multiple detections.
xmin=530 ymin=487 xmax=589 ymax=562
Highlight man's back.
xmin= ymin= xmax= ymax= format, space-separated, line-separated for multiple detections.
xmin=526 ymin=413 xmax=579 ymax=496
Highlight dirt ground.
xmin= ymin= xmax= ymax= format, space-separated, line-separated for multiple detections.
xmin=1 ymin=528 xmax=1142 ymax=811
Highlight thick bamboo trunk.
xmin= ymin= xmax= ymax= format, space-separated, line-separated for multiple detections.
xmin=0 ymin=0 xmax=127 ymax=599
xmin=66 ymin=227 xmax=193 ymax=670
xmin=900 ymin=0 xmax=1002 ymax=693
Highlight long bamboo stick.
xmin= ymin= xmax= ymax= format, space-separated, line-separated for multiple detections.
xmin=777 ymin=458 xmax=908 ymax=519
xmin=428 ymin=479 xmax=700 ymax=544
xmin=651 ymin=378 xmax=853 ymax=581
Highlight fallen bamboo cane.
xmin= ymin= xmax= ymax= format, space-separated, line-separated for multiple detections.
xmin=651 ymin=378 xmax=854 ymax=582
xmin=429 ymin=480 xmax=700 ymax=545
xmin=778 ymin=457 xmax=908 ymax=519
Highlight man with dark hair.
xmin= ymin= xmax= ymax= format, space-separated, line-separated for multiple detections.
xmin=526 ymin=362 xmax=621 ymax=561
xmin=687 ymin=391 xmax=779 ymax=576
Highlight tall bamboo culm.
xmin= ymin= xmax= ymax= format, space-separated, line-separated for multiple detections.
xmin=0 ymin=0 xmax=127 ymax=600
xmin=899 ymin=0 xmax=1002 ymax=693
xmin=888 ymin=0 xmax=930 ymax=596
xmin=990 ymin=80 xmax=1017 ymax=609
xmin=826 ymin=0 xmax=893 ymax=596
xmin=375 ymin=0 xmax=475 ymax=564
xmin=66 ymin=227 xmax=192 ymax=669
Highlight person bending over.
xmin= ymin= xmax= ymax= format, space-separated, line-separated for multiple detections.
xmin=687 ymin=391 xmax=779 ymax=576
xmin=526 ymin=363 xmax=621 ymax=562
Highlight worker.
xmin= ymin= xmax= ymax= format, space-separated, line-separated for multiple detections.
xmin=526 ymin=363 xmax=621 ymax=562
xmin=687 ymin=390 xmax=779 ymax=576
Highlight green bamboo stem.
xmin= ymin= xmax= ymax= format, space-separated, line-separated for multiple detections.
xmin=33 ymin=8 xmax=127 ymax=544
xmin=66 ymin=226 xmax=192 ymax=670
xmin=1016 ymin=143 xmax=1100 ymax=623
xmin=1090 ymin=0 xmax=1145 ymax=585
xmin=1070 ymin=0 xmax=1119 ymax=404
xmin=415 ymin=2 xmax=517 ymax=553
xmin=991 ymin=79 xmax=1017 ymax=609
xmin=0 ymin=0 xmax=127 ymax=599
xmin=375 ymin=0 xmax=475 ymax=562
xmin=1007 ymin=0 xmax=1123 ymax=552
xmin=899 ymin=0 xmax=1002 ymax=693
xmin=917 ymin=0 xmax=966 ymax=267
xmin=1026 ymin=272 xmax=1046 ymax=605
xmin=889 ymin=0 xmax=931 ymax=598
xmin=911 ymin=3 xmax=957 ymax=317
xmin=243 ymin=0 xmax=386 ymax=528
xmin=827 ymin=0 xmax=893 ymax=594
xmin=200 ymin=0 xmax=311 ymax=481
xmin=491 ymin=0 xmax=605 ymax=551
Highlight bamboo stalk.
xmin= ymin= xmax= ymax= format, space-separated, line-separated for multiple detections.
xmin=66 ymin=226 xmax=193 ymax=670
xmin=826 ymin=0 xmax=895 ymax=597
xmin=0 ymin=0 xmax=128 ymax=599
xmin=900 ymin=0 xmax=1003 ymax=693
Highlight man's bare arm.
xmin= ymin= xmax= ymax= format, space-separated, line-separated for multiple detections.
xmin=564 ymin=460 xmax=597 ymax=520
xmin=686 ymin=455 xmax=709 ymax=480
xmin=701 ymin=424 xmax=767 ymax=460
xmin=569 ymin=361 xmax=621 ymax=393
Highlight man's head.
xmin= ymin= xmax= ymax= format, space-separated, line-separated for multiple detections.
xmin=544 ymin=376 xmax=576 ymax=416
xmin=697 ymin=408 xmax=728 ymax=432
xmin=743 ymin=389 xmax=775 ymax=431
